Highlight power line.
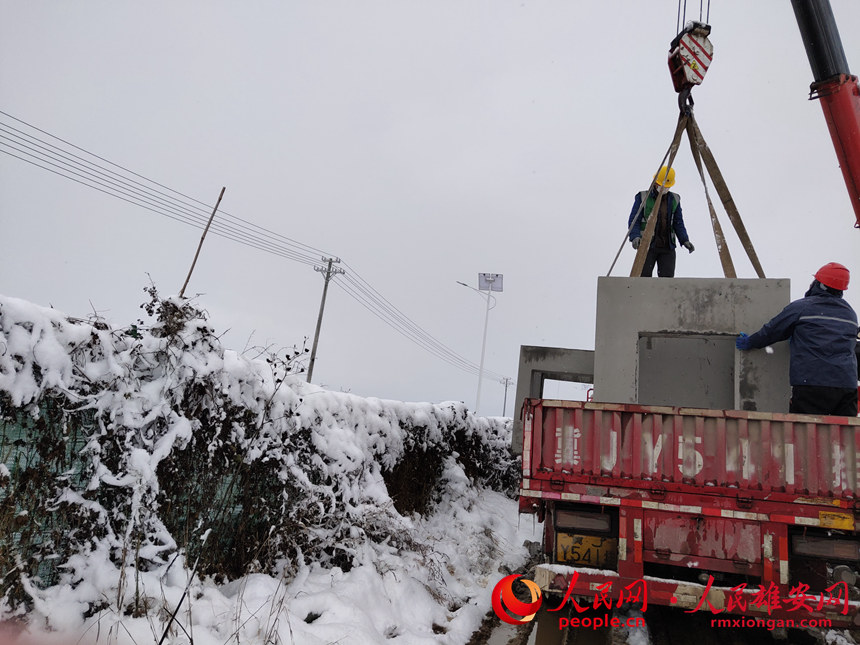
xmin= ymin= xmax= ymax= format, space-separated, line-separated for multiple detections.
xmin=0 ymin=136 xmax=490 ymax=375
xmin=333 ymin=277 xmax=500 ymax=379
xmin=0 ymin=124 xmax=330 ymax=266
xmin=0 ymin=110 xmax=509 ymax=381
xmin=336 ymin=265 xmax=507 ymax=380
xmin=0 ymin=133 xmax=321 ymax=264
xmin=0 ymin=141 xmax=322 ymax=267
xmin=0 ymin=110 xmax=325 ymax=258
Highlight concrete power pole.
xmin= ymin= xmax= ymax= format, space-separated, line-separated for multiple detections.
xmin=307 ymin=257 xmax=344 ymax=383
xmin=501 ymin=376 xmax=513 ymax=416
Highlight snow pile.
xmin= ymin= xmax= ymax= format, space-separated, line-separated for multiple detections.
xmin=0 ymin=291 xmax=535 ymax=644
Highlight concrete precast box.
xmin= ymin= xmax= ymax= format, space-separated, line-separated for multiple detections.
xmin=593 ymin=276 xmax=790 ymax=411
xmin=513 ymin=277 xmax=792 ymax=454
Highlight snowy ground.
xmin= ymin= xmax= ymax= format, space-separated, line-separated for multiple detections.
xmin=12 ymin=490 xmax=541 ymax=645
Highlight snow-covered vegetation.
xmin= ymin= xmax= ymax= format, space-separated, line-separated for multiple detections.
xmin=0 ymin=289 xmax=536 ymax=644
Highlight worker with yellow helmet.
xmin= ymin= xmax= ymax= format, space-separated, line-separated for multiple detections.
xmin=628 ymin=166 xmax=695 ymax=277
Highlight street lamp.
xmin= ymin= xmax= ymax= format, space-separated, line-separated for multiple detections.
xmin=457 ymin=273 xmax=503 ymax=415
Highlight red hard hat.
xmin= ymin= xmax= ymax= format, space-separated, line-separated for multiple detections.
xmin=814 ymin=262 xmax=850 ymax=291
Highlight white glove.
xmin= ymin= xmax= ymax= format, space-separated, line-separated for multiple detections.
xmin=631 ymin=237 xmax=641 ymax=250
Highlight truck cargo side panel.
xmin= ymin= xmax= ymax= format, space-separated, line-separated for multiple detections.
xmin=525 ymin=400 xmax=860 ymax=498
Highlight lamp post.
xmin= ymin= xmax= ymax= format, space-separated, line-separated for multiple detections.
xmin=457 ymin=273 xmax=503 ymax=415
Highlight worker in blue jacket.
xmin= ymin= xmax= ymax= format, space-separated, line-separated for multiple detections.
xmin=628 ymin=166 xmax=694 ymax=277
xmin=736 ymin=262 xmax=859 ymax=417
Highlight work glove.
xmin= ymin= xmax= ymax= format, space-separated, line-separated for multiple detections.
xmin=631 ymin=237 xmax=641 ymax=250
xmin=735 ymin=333 xmax=751 ymax=351
xmin=683 ymin=241 xmax=695 ymax=253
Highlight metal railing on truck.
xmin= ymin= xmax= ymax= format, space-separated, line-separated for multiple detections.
xmin=519 ymin=399 xmax=860 ymax=627
xmin=521 ymin=399 xmax=860 ymax=499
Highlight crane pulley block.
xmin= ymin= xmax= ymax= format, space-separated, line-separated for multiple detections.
xmin=668 ymin=21 xmax=714 ymax=93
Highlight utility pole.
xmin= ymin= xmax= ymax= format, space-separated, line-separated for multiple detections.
xmin=501 ymin=377 xmax=513 ymax=416
xmin=179 ymin=186 xmax=225 ymax=298
xmin=307 ymin=257 xmax=344 ymax=383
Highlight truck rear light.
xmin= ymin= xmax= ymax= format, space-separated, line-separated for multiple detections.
xmin=555 ymin=510 xmax=612 ymax=533
xmin=792 ymin=535 xmax=860 ymax=561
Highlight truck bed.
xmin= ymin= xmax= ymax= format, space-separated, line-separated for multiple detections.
xmin=519 ymin=399 xmax=860 ymax=627
xmin=521 ymin=399 xmax=860 ymax=501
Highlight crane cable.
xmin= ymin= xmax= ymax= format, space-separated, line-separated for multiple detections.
xmin=611 ymin=1 xmax=767 ymax=279
xmin=677 ymin=0 xmax=711 ymax=34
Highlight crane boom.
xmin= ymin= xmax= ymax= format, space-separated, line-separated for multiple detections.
xmin=791 ymin=0 xmax=860 ymax=228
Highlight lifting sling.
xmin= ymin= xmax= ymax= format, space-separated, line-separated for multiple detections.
xmin=614 ymin=112 xmax=766 ymax=279
xmin=607 ymin=17 xmax=766 ymax=279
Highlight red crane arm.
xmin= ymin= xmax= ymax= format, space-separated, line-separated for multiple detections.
xmin=813 ymin=74 xmax=860 ymax=228
xmin=792 ymin=0 xmax=860 ymax=228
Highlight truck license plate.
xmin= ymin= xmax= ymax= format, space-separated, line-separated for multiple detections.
xmin=556 ymin=533 xmax=618 ymax=568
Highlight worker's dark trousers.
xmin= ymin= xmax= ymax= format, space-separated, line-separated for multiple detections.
xmin=790 ymin=385 xmax=858 ymax=416
xmin=640 ymin=247 xmax=676 ymax=278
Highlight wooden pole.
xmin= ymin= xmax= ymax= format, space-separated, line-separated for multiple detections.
xmin=179 ymin=186 xmax=226 ymax=298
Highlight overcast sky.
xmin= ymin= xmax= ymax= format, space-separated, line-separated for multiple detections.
xmin=2 ymin=1 xmax=859 ymax=416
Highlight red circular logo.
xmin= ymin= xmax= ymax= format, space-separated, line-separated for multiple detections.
xmin=491 ymin=574 xmax=543 ymax=624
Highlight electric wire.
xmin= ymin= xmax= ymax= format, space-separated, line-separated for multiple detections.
xmin=0 ymin=110 xmax=327 ymax=263
xmin=341 ymin=265 xmax=474 ymax=367
xmin=0 ymin=111 xmax=509 ymax=382
xmin=0 ymin=135 xmax=321 ymax=267
xmin=336 ymin=270 xmax=500 ymax=378
xmin=335 ymin=266 xmax=507 ymax=380
xmin=333 ymin=278 xmax=487 ymax=378
xmin=0 ymin=133 xmax=497 ymax=378
xmin=0 ymin=125 xmax=496 ymax=377
xmin=0 ymin=125 xmax=324 ymax=266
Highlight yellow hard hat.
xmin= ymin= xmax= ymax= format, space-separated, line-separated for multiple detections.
xmin=654 ymin=166 xmax=676 ymax=188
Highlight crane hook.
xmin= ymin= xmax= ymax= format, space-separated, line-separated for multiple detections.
xmin=668 ymin=21 xmax=713 ymax=114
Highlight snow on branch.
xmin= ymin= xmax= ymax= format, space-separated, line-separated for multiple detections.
xmin=0 ymin=287 xmax=517 ymax=620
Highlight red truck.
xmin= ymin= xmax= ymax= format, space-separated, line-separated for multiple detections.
xmin=518 ymin=398 xmax=860 ymax=626
xmin=514 ymin=0 xmax=860 ymax=627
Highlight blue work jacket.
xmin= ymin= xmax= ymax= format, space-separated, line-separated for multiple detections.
xmin=746 ymin=291 xmax=859 ymax=389
xmin=628 ymin=190 xmax=690 ymax=249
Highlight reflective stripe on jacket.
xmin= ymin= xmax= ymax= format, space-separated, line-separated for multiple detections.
xmin=746 ymin=292 xmax=859 ymax=388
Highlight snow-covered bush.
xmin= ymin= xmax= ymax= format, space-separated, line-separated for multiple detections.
xmin=0 ymin=289 xmax=518 ymax=621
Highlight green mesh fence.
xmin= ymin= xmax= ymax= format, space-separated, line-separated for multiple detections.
xmin=1 ymin=398 xmax=93 ymax=601
xmin=1 ymin=390 xmax=518 ymax=613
